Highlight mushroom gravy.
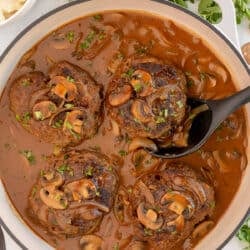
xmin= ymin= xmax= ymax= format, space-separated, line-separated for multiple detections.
xmin=0 ymin=10 xmax=248 ymax=250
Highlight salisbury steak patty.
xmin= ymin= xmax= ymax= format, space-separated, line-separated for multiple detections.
xmin=28 ymin=150 xmax=118 ymax=237
xmin=114 ymin=162 xmax=214 ymax=249
xmin=106 ymin=61 xmax=187 ymax=139
xmin=10 ymin=61 xmax=103 ymax=146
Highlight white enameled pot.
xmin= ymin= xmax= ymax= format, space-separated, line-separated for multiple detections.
xmin=0 ymin=0 xmax=249 ymax=249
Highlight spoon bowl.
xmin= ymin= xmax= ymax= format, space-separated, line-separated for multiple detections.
xmin=150 ymin=86 xmax=250 ymax=158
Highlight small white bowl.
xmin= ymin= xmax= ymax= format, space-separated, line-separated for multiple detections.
xmin=0 ymin=0 xmax=36 ymax=27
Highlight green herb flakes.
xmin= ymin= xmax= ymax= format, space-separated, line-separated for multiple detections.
xmin=118 ymin=150 xmax=128 ymax=157
xmin=31 ymin=186 xmax=37 ymax=197
xmin=144 ymin=227 xmax=153 ymax=236
xmin=53 ymin=119 xmax=64 ymax=128
xmin=57 ymin=164 xmax=74 ymax=176
xmin=34 ymin=111 xmax=44 ymax=120
xmin=156 ymin=116 xmax=165 ymax=124
xmin=20 ymin=150 xmax=36 ymax=165
xmin=80 ymin=30 xmax=96 ymax=50
xmin=66 ymin=75 xmax=75 ymax=83
xmin=113 ymin=243 xmax=119 ymax=250
xmin=65 ymin=31 xmax=75 ymax=43
xmin=93 ymin=14 xmax=103 ymax=21
xmin=64 ymin=103 xmax=74 ymax=109
xmin=122 ymin=68 xmax=135 ymax=79
xmin=133 ymin=83 xmax=143 ymax=92
xmin=85 ymin=166 xmax=94 ymax=177
xmin=177 ymin=100 xmax=184 ymax=109
xmin=21 ymin=79 xmax=31 ymax=87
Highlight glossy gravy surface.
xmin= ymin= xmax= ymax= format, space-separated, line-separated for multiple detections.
xmin=0 ymin=11 xmax=247 ymax=250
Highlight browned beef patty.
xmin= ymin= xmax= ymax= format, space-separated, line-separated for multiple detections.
xmin=28 ymin=150 xmax=118 ymax=237
xmin=9 ymin=61 xmax=103 ymax=146
xmin=114 ymin=162 xmax=214 ymax=249
xmin=106 ymin=61 xmax=187 ymax=139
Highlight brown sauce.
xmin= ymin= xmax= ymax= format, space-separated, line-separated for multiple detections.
xmin=0 ymin=11 xmax=247 ymax=250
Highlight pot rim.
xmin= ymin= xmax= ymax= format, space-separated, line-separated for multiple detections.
xmin=0 ymin=0 xmax=249 ymax=249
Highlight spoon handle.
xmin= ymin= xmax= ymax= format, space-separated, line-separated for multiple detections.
xmin=208 ymin=86 xmax=250 ymax=126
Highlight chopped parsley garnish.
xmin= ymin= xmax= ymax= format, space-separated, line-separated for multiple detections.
xmin=80 ymin=30 xmax=96 ymax=50
xmin=31 ymin=186 xmax=37 ymax=197
xmin=122 ymin=68 xmax=135 ymax=79
xmin=20 ymin=150 xmax=36 ymax=165
xmin=118 ymin=150 xmax=128 ymax=157
xmin=134 ymin=43 xmax=149 ymax=55
xmin=95 ymin=190 xmax=101 ymax=197
xmin=21 ymin=79 xmax=31 ymax=87
xmin=113 ymin=243 xmax=119 ymax=250
xmin=40 ymin=169 xmax=45 ymax=177
xmin=98 ymin=31 xmax=106 ymax=40
xmin=93 ymin=14 xmax=103 ymax=21
xmin=15 ymin=114 xmax=21 ymax=122
xmin=176 ymin=100 xmax=184 ymax=109
xmin=237 ymin=217 xmax=250 ymax=246
xmin=16 ymin=112 xmax=31 ymax=124
xmin=49 ymin=103 xmax=56 ymax=112
xmin=85 ymin=166 xmax=94 ymax=177
xmin=57 ymin=164 xmax=73 ymax=176
xmin=64 ymin=120 xmax=81 ymax=139
xmin=23 ymin=112 xmax=31 ymax=123
xmin=34 ymin=111 xmax=44 ymax=120
xmin=64 ymin=154 xmax=70 ymax=160
xmin=156 ymin=116 xmax=165 ymax=124
xmin=66 ymin=75 xmax=75 ymax=83
xmin=144 ymin=227 xmax=153 ymax=236
xmin=133 ymin=83 xmax=143 ymax=92
xmin=53 ymin=119 xmax=64 ymax=128
xmin=64 ymin=103 xmax=74 ymax=109
xmin=187 ymin=78 xmax=194 ymax=88
xmin=65 ymin=31 xmax=75 ymax=43
xmin=209 ymin=200 xmax=216 ymax=208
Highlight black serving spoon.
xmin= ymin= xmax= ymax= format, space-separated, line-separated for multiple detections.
xmin=150 ymin=86 xmax=250 ymax=159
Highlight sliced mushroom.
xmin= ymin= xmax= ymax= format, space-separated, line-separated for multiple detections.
xmin=172 ymin=176 xmax=207 ymax=205
xmin=166 ymin=215 xmax=185 ymax=232
xmin=108 ymin=84 xmax=132 ymax=106
xmin=50 ymin=33 xmax=71 ymax=50
xmin=63 ymin=110 xmax=84 ymax=135
xmin=137 ymin=202 xmax=163 ymax=230
xmin=114 ymin=187 xmax=131 ymax=225
xmin=80 ymin=235 xmax=103 ymax=250
xmin=66 ymin=179 xmax=97 ymax=200
xmin=40 ymin=186 xmax=68 ymax=210
xmin=51 ymin=76 xmax=78 ymax=101
xmin=40 ymin=171 xmax=64 ymax=187
xmin=192 ymin=221 xmax=214 ymax=239
xmin=208 ymin=62 xmax=227 ymax=83
xmin=128 ymin=137 xmax=157 ymax=152
xmin=131 ymin=100 xmax=152 ymax=123
xmin=137 ymin=181 xmax=155 ymax=205
xmin=161 ymin=191 xmax=194 ymax=217
xmin=111 ymin=119 xmax=120 ymax=136
xmin=130 ymin=69 xmax=153 ymax=97
xmin=32 ymin=101 xmax=57 ymax=121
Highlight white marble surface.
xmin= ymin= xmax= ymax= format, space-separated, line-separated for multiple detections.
xmin=0 ymin=0 xmax=249 ymax=249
